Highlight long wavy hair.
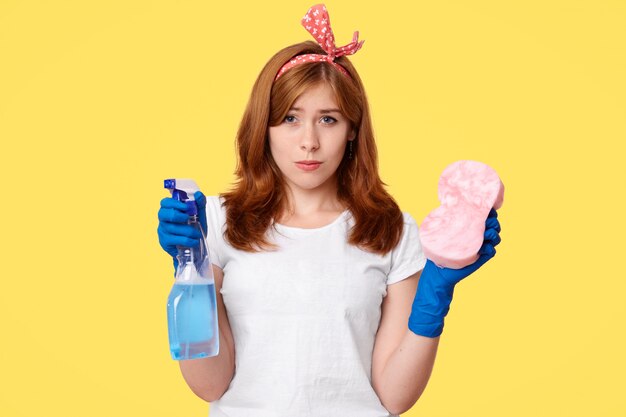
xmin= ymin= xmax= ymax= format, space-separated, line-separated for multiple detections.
xmin=220 ymin=41 xmax=404 ymax=255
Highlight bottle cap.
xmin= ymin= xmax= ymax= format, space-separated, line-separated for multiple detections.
xmin=164 ymin=178 xmax=201 ymax=216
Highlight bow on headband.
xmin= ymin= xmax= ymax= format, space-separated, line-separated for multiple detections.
xmin=275 ymin=4 xmax=364 ymax=80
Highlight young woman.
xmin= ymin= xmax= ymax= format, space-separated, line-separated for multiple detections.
xmin=157 ymin=4 xmax=501 ymax=416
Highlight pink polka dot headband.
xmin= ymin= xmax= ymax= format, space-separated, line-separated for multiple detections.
xmin=275 ymin=4 xmax=364 ymax=80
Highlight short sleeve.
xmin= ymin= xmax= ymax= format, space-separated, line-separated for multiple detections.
xmin=204 ymin=195 xmax=225 ymax=269
xmin=386 ymin=212 xmax=427 ymax=285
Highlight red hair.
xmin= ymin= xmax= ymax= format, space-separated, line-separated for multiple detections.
xmin=220 ymin=41 xmax=404 ymax=255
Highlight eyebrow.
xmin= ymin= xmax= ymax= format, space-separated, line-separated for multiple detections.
xmin=289 ymin=107 xmax=342 ymax=114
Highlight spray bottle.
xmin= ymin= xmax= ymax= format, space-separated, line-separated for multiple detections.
xmin=164 ymin=179 xmax=219 ymax=360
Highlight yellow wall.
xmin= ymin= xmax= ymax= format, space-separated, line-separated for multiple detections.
xmin=1 ymin=1 xmax=624 ymax=415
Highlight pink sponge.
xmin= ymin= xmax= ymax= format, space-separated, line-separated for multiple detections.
xmin=419 ymin=160 xmax=504 ymax=269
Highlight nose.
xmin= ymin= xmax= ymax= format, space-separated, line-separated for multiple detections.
xmin=300 ymin=123 xmax=320 ymax=153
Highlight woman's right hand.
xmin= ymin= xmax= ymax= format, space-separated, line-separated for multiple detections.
xmin=157 ymin=191 xmax=208 ymax=260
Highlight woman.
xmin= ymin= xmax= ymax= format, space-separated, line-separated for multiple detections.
xmin=158 ymin=4 xmax=501 ymax=416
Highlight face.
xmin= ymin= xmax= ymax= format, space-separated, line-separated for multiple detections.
xmin=268 ymin=83 xmax=354 ymax=198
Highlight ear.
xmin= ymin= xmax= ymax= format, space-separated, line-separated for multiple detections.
xmin=349 ymin=128 xmax=357 ymax=141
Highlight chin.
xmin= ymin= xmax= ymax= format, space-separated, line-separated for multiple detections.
xmin=287 ymin=175 xmax=332 ymax=191
xmin=292 ymin=180 xmax=328 ymax=190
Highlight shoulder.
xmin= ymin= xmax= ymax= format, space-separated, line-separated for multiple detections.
xmin=203 ymin=196 xmax=228 ymax=267
xmin=398 ymin=211 xmax=420 ymax=238
xmin=401 ymin=211 xmax=418 ymax=226
xmin=205 ymin=195 xmax=224 ymax=208
xmin=204 ymin=195 xmax=227 ymax=229
xmin=205 ymin=195 xmax=226 ymax=214
xmin=386 ymin=210 xmax=426 ymax=283
xmin=396 ymin=211 xmax=422 ymax=247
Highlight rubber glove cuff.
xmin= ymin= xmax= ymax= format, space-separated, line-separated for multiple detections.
xmin=408 ymin=259 xmax=456 ymax=338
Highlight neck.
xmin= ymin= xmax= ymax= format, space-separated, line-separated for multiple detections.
xmin=281 ymin=178 xmax=345 ymax=217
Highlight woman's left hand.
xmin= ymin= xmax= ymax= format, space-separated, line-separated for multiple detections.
xmin=408 ymin=208 xmax=502 ymax=338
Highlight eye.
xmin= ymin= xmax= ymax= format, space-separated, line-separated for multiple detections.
xmin=321 ymin=116 xmax=337 ymax=124
xmin=283 ymin=115 xmax=297 ymax=124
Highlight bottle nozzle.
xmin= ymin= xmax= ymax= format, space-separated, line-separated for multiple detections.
xmin=164 ymin=178 xmax=201 ymax=216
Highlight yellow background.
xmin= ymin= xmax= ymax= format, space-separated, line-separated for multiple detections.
xmin=1 ymin=0 xmax=624 ymax=415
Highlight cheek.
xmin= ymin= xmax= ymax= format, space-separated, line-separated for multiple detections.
xmin=330 ymin=131 xmax=351 ymax=156
xmin=268 ymin=137 xmax=290 ymax=166
xmin=330 ymin=142 xmax=346 ymax=159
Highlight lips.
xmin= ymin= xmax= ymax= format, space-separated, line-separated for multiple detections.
xmin=295 ymin=161 xmax=322 ymax=171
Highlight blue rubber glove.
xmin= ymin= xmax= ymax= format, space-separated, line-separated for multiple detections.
xmin=157 ymin=191 xmax=208 ymax=273
xmin=408 ymin=208 xmax=502 ymax=337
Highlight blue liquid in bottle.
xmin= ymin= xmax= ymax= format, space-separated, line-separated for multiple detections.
xmin=166 ymin=222 xmax=219 ymax=359
xmin=164 ymin=178 xmax=219 ymax=360
xmin=167 ymin=282 xmax=219 ymax=360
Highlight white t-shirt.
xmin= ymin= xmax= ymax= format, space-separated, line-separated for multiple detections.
xmin=204 ymin=196 xmax=427 ymax=417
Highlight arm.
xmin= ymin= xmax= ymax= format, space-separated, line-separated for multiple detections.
xmin=372 ymin=209 xmax=502 ymax=414
xmin=158 ymin=192 xmax=236 ymax=400
xmin=372 ymin=271 xmax=440 ymax=415
xmin=179 ymin=264 xmax=236 ymax=402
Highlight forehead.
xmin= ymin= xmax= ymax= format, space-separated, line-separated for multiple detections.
xmin=291 ymin=83 xmax=339 ymax=109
